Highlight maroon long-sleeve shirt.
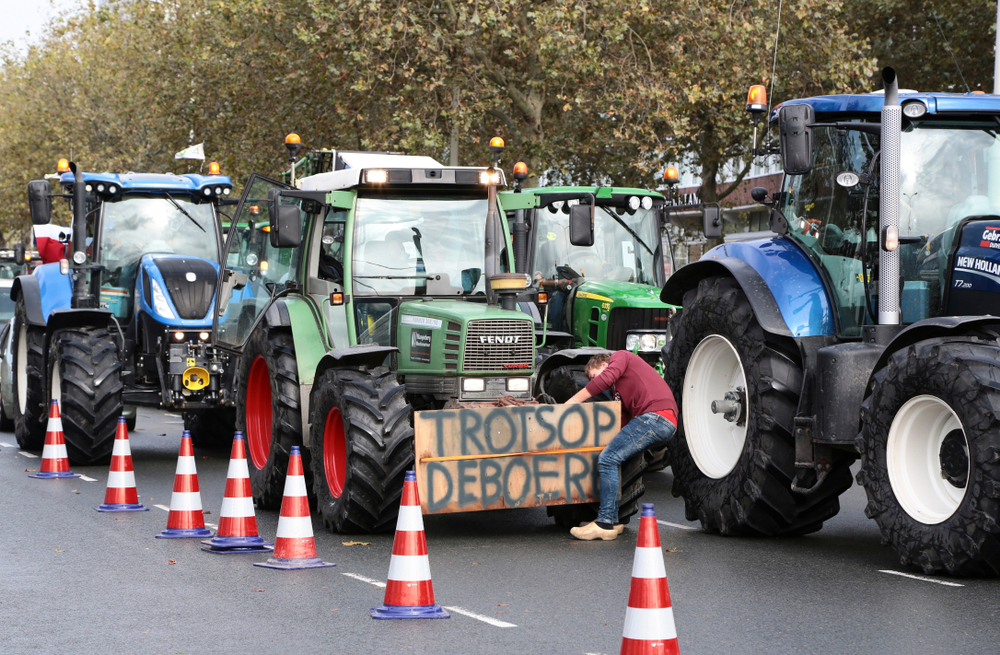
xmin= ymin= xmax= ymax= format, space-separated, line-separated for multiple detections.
xmin=583 ymin=351 xmax=678 ymax=426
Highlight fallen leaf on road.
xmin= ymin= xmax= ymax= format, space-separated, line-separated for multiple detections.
xmin=55 ymin=549 xmax=62 ymax=552
xmin=471 ymin=562 xmax=480 ymax=566
xmin=341 ymin=541 xmax=371 ymax=546
xmin=24 ymin=469 xmax=34 ymax=472
xmin=253 ymin=589 xmax=265 ymax=592
xmin=158 ymin=433 xmax=166 ymax=436
xmin=497 ymin=603 xmax=509 ymax=606
xmin=664 ymin=548 xmax=683 ymax=553
xmin=168 ymin=560 xmax=177 ymax=565
xmin=329 ymin=608 xmax=339 ymax=612
xmin=203 ymin=510 xmax=211 ymax=515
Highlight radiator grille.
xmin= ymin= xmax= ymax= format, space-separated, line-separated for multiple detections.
xmin=463 ymin=319 xmax=534 ymax=371
xmin=605 ymin=307 xmax=671 ymax=350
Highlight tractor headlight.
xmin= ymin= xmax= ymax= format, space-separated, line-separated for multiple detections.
xmin=199 ymin=332 xmax=210 ymax=341
xmin=506 ymin=378 xmax=529 ymax=392
xmin=462 ymin=378 xmax=485 ymax=392
xmin=150 ymin=278 xmax=177 ymax=319
xmin=628 ymin=196 xmax=641 ymax=211
xmin=626 ymin=331 xmax=669 ymax=352
xmin=641 ymin=196 xmax=653 ymax=210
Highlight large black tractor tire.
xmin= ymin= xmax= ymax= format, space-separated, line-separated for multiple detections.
xmin=183 ymin=408 xmax=237 ymax=450
xmin=236 ymin=329 xmax=302 ymax=510
xmin=12 ymin=300 xmax=47 ymax=450
xmin=547 ymin=452 xmax=647 ymax=527
xmin=49 ymin=328 xmax=124 ymax=465
xmin=857 ymin=337 xmax=1000 ymax=576
xmin=310 ymin=367 xmax=413 ymax=533
xmin=663 ymin=276 xmax=853 ymax=536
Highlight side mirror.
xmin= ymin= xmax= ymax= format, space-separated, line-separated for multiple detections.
xmin=13 ymin=243 xmax=25 ymax=265
xmin=27 ymin=180 xmax=52 ymax=225
xmin=702 ymin=205 xmax=722 ymax=239
xmin=750 ymin=187 xmax=769 ymax=204
xmin=778 ymin=104 xmax=815 ymax=175
xmin=659 ymin=206 xmax=671 ymax=225
xmin=268 ymin=188 xmax=302 ymax=248
xmin=568 ymin=203 xmax=595 ymax=246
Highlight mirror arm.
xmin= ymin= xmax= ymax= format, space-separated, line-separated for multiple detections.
xmin=808 ymin=121 xmax=882 ymax=136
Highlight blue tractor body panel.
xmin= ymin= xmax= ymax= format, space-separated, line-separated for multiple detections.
xmin=33 ymin=262 xmax=73 ymax=322
xmin=700 ymin=238 xmax=835 ymax=337
xmin=777 ymin=91 xmax=1000 ymax=118
xmin=59 ymin=171 xmax=233 ymax=197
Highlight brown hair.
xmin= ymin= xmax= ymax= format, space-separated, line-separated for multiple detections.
xmin=585 ymin=353 xmax=612 ymax=373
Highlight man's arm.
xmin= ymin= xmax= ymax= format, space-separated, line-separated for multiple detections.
xmin=565 ymin=386 xmax=593 ymax=405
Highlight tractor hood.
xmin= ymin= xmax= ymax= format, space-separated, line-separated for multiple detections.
xmin=138 ymin=254 xmax=220 ymax=326
xmin=574 ymin=279 xmax=674 ymax=309
xmin=395 ymin=299 xmax=535 ymax=376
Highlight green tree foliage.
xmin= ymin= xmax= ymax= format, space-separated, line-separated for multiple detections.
xmin=856 ymin=0 xmax=997 ymax=93
xmin=0 ymin=0 xmax=983 ymax=244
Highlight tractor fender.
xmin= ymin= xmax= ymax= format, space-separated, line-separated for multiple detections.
xmin=12 ymin=263 xmax=75 ymax=326
xmin=46 ymin=309 xmax=114 ymax=333
xmin=870 ymin=316 xmax=1000 ymax=376
xmin=661 ymin=241 xmax=835 ymax=338
xmin=315 ymin=345 xmax=399 ymax=377
xmin=11 ymin=275 xmax=45 ymax=326
xmin=532 ymin=346 xmax=611 ymax=397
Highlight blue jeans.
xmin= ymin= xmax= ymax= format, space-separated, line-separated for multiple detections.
xmin=596 ymin=412 xmax=676 ymax=525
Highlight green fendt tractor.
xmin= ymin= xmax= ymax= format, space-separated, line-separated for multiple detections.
xmin=500 ymin=179 xmax=676 ymax=402
xmin=214 ymin=138 xmax=558 ymax=533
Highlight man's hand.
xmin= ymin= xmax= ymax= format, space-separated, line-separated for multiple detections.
xmin=566 ymin=386 xmax=593 ymax=405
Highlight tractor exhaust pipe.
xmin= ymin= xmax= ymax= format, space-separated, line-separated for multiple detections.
xmin=878 ymin=67 xmax=901 ymax=325
xmin=68 ymin=162 xmax=93 ymax=309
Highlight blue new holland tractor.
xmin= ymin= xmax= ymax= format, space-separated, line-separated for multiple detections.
xmin=662 ymin=69 xmax=1000 ymax=575
xmin=13 ymin=161 xmax=234 ymax=463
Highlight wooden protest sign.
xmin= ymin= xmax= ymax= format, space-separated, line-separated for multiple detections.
xmin=413 ymin=401 xmax=621 ymax=514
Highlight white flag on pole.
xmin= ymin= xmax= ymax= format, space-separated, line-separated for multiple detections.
xmin=175 ymin=143 xmax=205 ymax=160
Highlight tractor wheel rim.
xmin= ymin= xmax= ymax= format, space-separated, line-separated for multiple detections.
xmin=16 ymin=323 xmax=27 ymax=414
xmin=246 ymin=355 xmax=273 ymax=470
xmin=323 ymin=407 xmax=347 ymax=499
xmin=683 ymin=334 xmax=748 ymax=479
xmin=887 ymin=394 xmax=968 ymax=524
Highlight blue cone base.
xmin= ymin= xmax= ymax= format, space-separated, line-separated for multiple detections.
xmin=156 ymin=527 xmax=214 ymax=539
xmin=95 ymin=503 xmax=149 ymax=512
xmin=254 ymin=557 xmax=336 ymax=570
xmin=200 ymin=537 xmax=274 ymax=554
xmin=369 ymin=604 xmax=451 ymax=620
xmin=29 ymin=470 xmax=81 ymax=479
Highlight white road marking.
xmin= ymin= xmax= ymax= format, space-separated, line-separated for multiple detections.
xmin=18 ymin=451 xmax=37 ymax=458
xmin=79 ymin=475 xmax=97 ymax=482
xmin=442 ymin=606 xmax=517 ymax=628
xmin=341 ymin=572 xmax=386 ymax=588
xmin=879 ymin=570 xmax=964 ymax=587
xmin=154 ymin=504 xmax=171 ymax=512
xmin=657 ymin=520 xmax=699 ymax=531
xmin=0 ymin=441 xmax=15 ymax=447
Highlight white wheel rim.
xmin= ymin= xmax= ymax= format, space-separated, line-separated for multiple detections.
xmin=887 ymin=395 xmax=967 ymax=524
xmin=16 ymin=323 xmax=27 ymax=414
xmin=682 ymin=334 xmax=748 ymax=479
xmin=51 ymin=362 xmax=61 ymax=406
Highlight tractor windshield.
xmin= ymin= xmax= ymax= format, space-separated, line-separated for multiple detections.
xmin=532 ymin=204 xmax=662 ymax=286
xmin=98 ymin=194 xmax=220 ymax=318
xmin=352 ymin=194 xmax=491 ymax=297
xmin=781 ymin=122 xmax=1000 ymax=336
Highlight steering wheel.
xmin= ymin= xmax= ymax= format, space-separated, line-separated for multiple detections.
xmin=556 ymin=264 xmax=583 ymax=281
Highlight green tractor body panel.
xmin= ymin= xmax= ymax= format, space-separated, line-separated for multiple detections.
xmin=282 ymin=295 xmax=329 ymax=387
xmin=570 ymin=279 xmax=672 ymax=350
xmin=395 ymin=299 xmax=534 ymax=377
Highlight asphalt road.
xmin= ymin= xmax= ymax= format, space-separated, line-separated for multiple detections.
xmin=1 ymin=408 xmax=997 ymax=655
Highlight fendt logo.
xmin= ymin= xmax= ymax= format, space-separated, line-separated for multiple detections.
xmin=479 ymin=335 xmax=521 ymax=345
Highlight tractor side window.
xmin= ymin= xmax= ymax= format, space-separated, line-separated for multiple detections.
xmin=318 ymin=211 xmax=347 ymax=283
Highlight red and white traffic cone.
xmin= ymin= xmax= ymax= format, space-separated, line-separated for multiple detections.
xmin=95 ymin=417 xmax=148 ymax=512
xmin=156 ymin=430 xmax=213 ymax=538
xmin=29 ymin=399 xmax=80 ymax=479
xmin=370 ymin=470 xmax=449 ymax=619
xmin=201 ymin=431 xmax=273 ymax=554
xmin=255 ymin=445 xmax=334 ymax=570
xmin=620 ymin=503 xmax=679 ymax=655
